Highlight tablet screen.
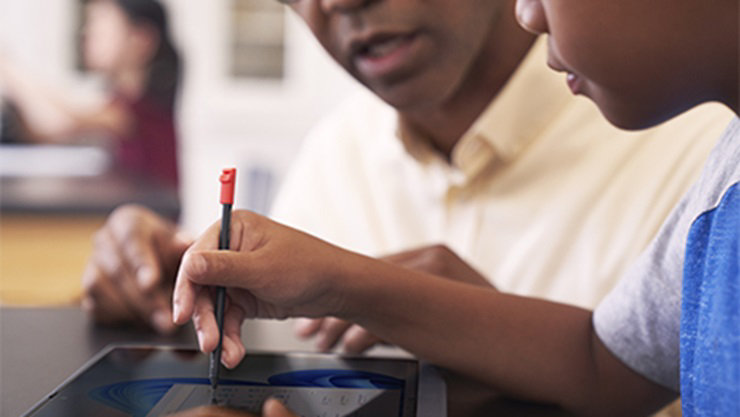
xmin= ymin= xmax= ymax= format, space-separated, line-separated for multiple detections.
xmin=25 ymin=346 xmax=419 ymax=417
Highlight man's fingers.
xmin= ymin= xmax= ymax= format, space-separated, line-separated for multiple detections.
xmin=294 ymin=318 xmax=324 ymax=339
xmin=121 ymin=234 xmax=162 ymax=291
xmin=380 ymin=247 xmax=425 ymax=265
xmin=111 ymin=264 xmax=163 ymax=325
xmin=93 ymin=228 xmax=163 ymax=323
xmin=107 ymin=207 xmax=163 ymax=290
xmin=82 ymin=263 xmax=139 ymax=324
xmin=342 ymin=325 xmax=383 ymax=355
xmin=316 ymin=317 xmax=352 ymax=352
xmin=146 ymin=273 xmax=178 ymax=334
xmin=92 ymin=228 xmax=137 ymax=289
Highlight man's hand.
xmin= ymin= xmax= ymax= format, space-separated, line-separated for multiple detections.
xmin=173 ymin=210 xmax=352 ymax=368
xmin=382 ymin=244 xmax=492 ymax=287
xmin=81 ymin=204 xmax=191 ymax=334
xmin=295 ymin=245 xmax=494 ymax=354
xmin=170 ymin=399 xmax=297 ymax=417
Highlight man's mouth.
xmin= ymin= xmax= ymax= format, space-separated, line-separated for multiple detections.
xmin=356 ymin=34 xmax=414 ymax=59
xmin=349 ymin=32 xmax=420 ymax=81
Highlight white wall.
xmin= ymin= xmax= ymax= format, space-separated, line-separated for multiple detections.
xmin=0 ymin=0 xmax=76 ymax=82
xmin=0 ymin=0 xmax=361 ymax=232
xmin=168 ymin=0 xmax=361 ymax=232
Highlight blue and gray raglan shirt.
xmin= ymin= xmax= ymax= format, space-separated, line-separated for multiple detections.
xmin=593 ymin=117 xmax=740 ymax=416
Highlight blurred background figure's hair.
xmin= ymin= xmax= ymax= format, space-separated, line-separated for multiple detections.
xmin=108 ymin=0 xmax=181 ymax=110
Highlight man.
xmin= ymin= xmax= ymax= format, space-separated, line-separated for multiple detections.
xmin=83 ymin=0 xmax=728 ymax=353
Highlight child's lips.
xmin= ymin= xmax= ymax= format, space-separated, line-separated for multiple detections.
xmin=566 ymin=73 xmax=584 ymax=95
xmin=547 ymin=59 xmax=583 ymax=95
xmin=546 ymin=56 xmax=568 ymax=74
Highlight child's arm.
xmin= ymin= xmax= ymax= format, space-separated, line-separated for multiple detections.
xmin=344 ymin=262 xmax=676 ymax=416
xmin=173 ymin=211 xmax=677 ymax=417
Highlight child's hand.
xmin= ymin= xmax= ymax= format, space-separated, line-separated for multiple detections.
xmin=172 ymin=210 xmax=352 ymax=367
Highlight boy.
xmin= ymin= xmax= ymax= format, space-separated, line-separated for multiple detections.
xmin=174 ymin=0 xmax=739 ymax=415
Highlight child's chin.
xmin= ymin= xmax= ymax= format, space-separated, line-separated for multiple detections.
xmin=604 ymin=113 xmax=657 ymax=131
xmin=595 ymin=100 xmax=670 ymax=131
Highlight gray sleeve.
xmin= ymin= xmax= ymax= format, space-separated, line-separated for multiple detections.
xmin=594 ymin=119 xmax=740 ymax=392
xmin=593 ymin=194 xmax=694 ymax=392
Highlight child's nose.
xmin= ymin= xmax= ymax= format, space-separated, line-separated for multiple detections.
xmin=515 ymin=0 xmax=549 ymax=35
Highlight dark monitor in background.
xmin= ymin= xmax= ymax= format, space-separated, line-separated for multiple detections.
xmin=1 ymin=100 xmax=28 ymax=144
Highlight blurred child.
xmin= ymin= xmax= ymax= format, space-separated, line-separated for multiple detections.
xmin=0 ymin=0 xmax=181 ymax=187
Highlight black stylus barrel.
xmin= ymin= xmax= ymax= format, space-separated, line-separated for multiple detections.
xmin=209 ymin=203 xmax=232 ymax=389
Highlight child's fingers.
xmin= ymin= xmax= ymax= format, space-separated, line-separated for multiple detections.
xmin=172 ymin=223 xmax=222 ymax=324
xmin=220 ymin=332 xmax=247 ymax=369
xmin=221 ymin=303 xmax=247 ymax=368
xmin=181 ymin=250 xmax=260 ymax=289
xmin=262 ymin=398 xmax=298 ymax=417
xmin=172 ymin=259 xmax=200 ymax=324
xmin=192 ymin=288 xmax=219 ymax=353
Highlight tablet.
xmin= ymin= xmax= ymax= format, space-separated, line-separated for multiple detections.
xmin=23 ymin=345 xmax=446 ymax=417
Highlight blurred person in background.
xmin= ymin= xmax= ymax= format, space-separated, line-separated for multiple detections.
xmin=0 ymin=0 xmax=181 ymax=189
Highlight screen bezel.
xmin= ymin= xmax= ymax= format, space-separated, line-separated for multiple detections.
xmin=23 ymin=344 xmax=441 ymax=417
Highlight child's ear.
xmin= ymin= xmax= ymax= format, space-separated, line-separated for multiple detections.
xmin=515 ymin=0 xmax=548 ymax=35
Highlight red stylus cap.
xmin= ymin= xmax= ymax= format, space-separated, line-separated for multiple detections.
xmin=219 ymin=168 xmax=236 ymax=204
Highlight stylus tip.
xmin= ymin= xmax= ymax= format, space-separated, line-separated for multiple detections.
xmin=210 ymin=382 xmax=219 ymax=404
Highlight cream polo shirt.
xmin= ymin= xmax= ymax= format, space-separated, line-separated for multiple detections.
xmin=270 ymin=38 xmax=733 ymax=309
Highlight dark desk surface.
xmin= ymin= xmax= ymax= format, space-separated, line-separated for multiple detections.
xmin=0 ymin=307 xmax=572 ymax=417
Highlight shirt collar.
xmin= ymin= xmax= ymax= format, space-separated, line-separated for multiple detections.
xmin=396 ymin=37 xmax=572 ymax=182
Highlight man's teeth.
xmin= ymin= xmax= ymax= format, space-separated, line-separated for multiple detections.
xmin=365 ymin=37 xmax=406 ymax=58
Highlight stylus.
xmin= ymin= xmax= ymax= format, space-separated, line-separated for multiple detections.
xmin=211 ymin=168 xmax=236 ymax=390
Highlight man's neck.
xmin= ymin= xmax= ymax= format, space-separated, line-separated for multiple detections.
xmin=400 ymin=25 xmax=537 ymax=161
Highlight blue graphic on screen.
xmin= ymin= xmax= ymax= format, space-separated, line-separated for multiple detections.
xmin=89 ymin=370 xmax=404 ymax=416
